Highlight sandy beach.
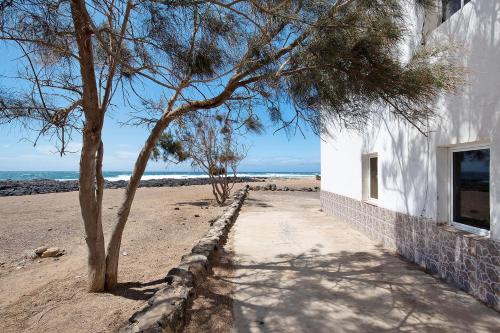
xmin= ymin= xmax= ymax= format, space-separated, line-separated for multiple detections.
xmin=0 ymin=178 xmax=318 ymax=333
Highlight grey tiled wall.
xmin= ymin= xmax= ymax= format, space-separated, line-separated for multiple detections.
xmin=321 ymin=190 xmax=499 ymax=311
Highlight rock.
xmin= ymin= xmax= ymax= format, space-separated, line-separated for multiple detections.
xmin=25 ymin=249 xmax=38 ymax=260
xmin=40 ymin=247 xmax=62 ymax=258
xmin=35 ymin=246 xmax=48 ymax=255
xmin=315 ymin=175 xmax=321 ymax=180
xmin=122 ymin=252 xmax=128 ymax=256
xmin=181 ymin=222 xmax=185 ymax=226
xmin=174 ymin=207 xmax=180 ymax=210
xmin=47 ymin=228 xmax=53 ymax=231
xmin=194 ymin=214 xmax=200 ymax=217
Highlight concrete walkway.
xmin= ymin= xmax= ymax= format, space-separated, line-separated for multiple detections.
xmin=224 ymin=191 xmax=500 ymax=333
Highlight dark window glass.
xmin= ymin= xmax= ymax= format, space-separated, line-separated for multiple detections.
xmin=370 ymin=157 xmax=378 ymax=199
xmin=453 ymin=149 xmax=490 ymax=230
xmin=442 ymin=0 xmax=462 ymax=22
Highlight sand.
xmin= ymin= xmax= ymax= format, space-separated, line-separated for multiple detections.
xmin=0 ymin=178 xmax=318 ymax=333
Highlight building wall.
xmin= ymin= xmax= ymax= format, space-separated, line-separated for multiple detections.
xmin=322 ymin=0 xmax=500 ymax=237
xmin=321 ymin=0 xmax=500 ymax=310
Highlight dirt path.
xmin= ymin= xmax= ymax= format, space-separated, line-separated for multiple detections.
xmin=224 ymin=191 xmax=500 ymax=332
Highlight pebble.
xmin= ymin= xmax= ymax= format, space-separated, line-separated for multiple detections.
xmin=122 ymin=252 xmax=128 ymax=256
xmin=40 ymin=247 xmax=62 ymax=258
xmin=174 ymin=207 xmax=180 ymax=210
xmin=47 ymin=228 xmax=53 ymax=231
xmin=35 ymin=246 xmax=48 ymax=255
xmin=25 ymin=249 xmax=38 ymax=260
xmin=194 ymin=214 xmax=200 ymax=218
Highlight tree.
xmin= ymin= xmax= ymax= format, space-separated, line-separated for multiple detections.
xmin=0 ymin=0 xmax=459 ymax=291
xmin=153 ymin=112 xmax=251 ymax=205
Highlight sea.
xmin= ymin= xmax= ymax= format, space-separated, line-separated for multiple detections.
xmin=0 ymin=171 xmax=319 ymax=181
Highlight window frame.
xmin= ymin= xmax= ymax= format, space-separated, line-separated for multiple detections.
xmin=363 ymin=152 xmax=379 ymax=204
xmin=448 ymin=143 xmax=491 ymax=237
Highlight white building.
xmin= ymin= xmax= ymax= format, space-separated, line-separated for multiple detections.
xmin=321 ymin=0 xmax=500 ymax=310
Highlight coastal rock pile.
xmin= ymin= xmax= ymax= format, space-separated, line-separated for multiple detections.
xmin=122 ymin=187 xmax=249 ymax=333
xmin=0 ymin=177 xmax=263 ymax=197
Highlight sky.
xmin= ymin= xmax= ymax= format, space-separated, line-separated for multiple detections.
xmin=0 ymin=44 xmax=320 ymax=173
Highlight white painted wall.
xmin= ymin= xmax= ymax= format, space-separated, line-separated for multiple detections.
xmin=321 ymin=0 xmax=500 ymax=240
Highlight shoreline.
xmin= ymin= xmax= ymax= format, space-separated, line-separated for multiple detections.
xmin=0 ymin=177 xmax=268 ymax=197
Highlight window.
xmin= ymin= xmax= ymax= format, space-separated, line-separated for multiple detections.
xmin=442 ymin=0 xmax=471 ymax=23
xmin=370 ymin=156 xmax=378 ymax=200
xmin=451 ymin=147 xmax=490 ymax=233
xmin=362 ymin=153 xmax=379 ymax=202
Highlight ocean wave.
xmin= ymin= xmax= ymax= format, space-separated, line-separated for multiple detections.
xmin=4 ymin=171 xmax=318 ymax=182
xmin=103 ymin=172 xmax=316 ymax=182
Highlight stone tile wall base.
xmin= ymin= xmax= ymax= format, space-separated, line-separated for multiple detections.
xmin=320 ymin=190 xmax=499 ymax=311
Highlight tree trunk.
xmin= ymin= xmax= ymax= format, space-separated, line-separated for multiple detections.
xmin=105 ymin=116 xmax=172 ymax=289
xmin=79 ymin=134 xmax=106 ymax=291
xmin=71 ymin=0 xmax=107 ymax=292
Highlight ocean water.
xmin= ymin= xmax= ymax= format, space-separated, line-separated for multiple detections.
xmin=0 ymin=171 xmax=319 ymax=181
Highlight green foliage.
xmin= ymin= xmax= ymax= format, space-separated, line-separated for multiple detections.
xmin=151 ymin=133 xmax=189 ymax=162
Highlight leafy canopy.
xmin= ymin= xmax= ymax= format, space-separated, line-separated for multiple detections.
xmin=0 ymin=0 xmax=458 ymax=146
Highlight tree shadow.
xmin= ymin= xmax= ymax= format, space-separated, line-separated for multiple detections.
xmin=109 ymin=278 xmax=165 ymax=301
xmin=184 ymin=248 xmax=235 ymax=332
xmin=218 ymin=246 xmax=499 ymax=333
xmin=244 ymin=198 xmax=274 ymax=208
xmin=175 ymin=200 xmax=213 ymax=207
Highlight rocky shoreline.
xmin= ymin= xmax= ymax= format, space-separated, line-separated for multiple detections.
xmin=0 ymin=177 xmax=264 ymax=197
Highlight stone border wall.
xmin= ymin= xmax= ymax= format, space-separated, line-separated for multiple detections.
xmin=321 ymin=190 xmax=499 ymax=311
xmin=121 ymin=187 xmax=249 ymax=333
